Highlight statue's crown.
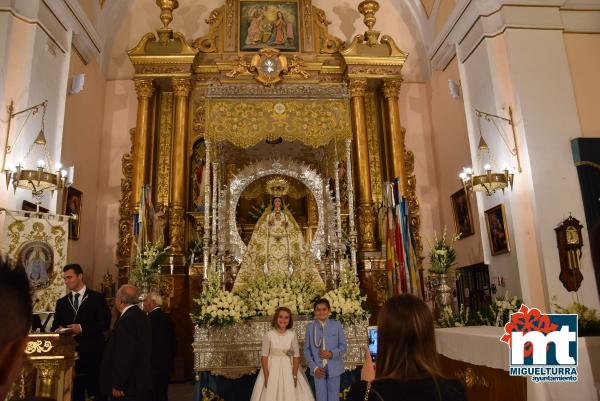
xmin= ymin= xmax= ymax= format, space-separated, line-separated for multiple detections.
xmin=266 ymin=176 xmax=290 ymax=197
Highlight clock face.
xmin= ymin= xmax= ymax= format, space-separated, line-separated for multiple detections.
xmin=566 ymin=227 xmax=580 ymax=245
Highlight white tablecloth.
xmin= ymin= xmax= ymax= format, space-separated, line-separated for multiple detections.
xmin=435 ymin=327 xmax=600 ymax=401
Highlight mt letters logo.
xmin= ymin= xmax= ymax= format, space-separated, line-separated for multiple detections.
xmin=500 ymin=305 xmax=578 ymax=383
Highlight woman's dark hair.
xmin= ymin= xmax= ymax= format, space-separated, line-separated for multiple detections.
xmin=313 ymin=298 xmax=330 ymax=310
xmin=375 ymin=294 xmax=443 ymax=380
xmin=0 ymin=256 xmax=32 ymax=350
xmin=271 ymin=306 xmax=293 ymax=329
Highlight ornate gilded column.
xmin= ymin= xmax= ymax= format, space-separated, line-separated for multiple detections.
xmin=382 ymin=79 xmax=407 ymax=194
xmin=349 ymin=78 xmax=378 ymax=252
xmin=132 ymin=79 xmax=155 ymax=207
xmin=169 ymin=78 xmax=191 ymax=257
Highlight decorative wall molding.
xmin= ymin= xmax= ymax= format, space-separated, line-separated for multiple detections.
xmin=42 ymin=0 xmax=103 ymax=64
xmin=428 ymin=0 xmax=600 ymax=70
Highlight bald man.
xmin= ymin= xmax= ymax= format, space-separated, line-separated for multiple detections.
xmin=100 ymin=285 xmax=151 ymax=401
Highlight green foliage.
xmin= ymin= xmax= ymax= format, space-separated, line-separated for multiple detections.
xmin=428 ymin=227 xmax=459 ymax=275
xmin=130 ymin=242 xmax=169 ymax=289
xmin=554 ymin=301 xmax=600 ymax=337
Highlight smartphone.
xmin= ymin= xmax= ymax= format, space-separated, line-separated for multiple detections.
xmin=367 ymin=326 xmax=377 ymax=362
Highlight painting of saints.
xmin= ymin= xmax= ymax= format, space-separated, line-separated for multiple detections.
xmin=245 ymin=8 xmax=264 ymax=45
xmin=240 ymin=2 xmax=298 ymax=51
xmin=268 ymin=11 xmax=294 ymax=46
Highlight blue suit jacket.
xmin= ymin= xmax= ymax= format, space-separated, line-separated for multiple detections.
xmin=304 ymin=319 xmax=347 ymax=378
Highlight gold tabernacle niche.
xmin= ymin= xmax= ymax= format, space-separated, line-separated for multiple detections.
xmin=121 ymin=0 xmax=422 ymax=380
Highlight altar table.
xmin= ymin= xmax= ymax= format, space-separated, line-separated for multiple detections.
xmin=192 ymin=316 xmax=368 ymax=400
xmin=435 ymin=326 xmax=600 ymax=401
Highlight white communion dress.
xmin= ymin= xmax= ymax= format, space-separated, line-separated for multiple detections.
xmin=250 ymin=329 xmax=315 ymax=401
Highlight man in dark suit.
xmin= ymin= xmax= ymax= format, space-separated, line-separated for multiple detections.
xmin=51 ymin=264 xmax=111 ymax=401
xmin=101 ymin=285 xmax=152 ymax=401
xmin=142 ymin=291 xmax=176 ymax=401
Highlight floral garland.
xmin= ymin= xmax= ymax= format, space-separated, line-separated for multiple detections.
xmin=437 ymin=291 xmax=522 ymax=328
xmin=191 ymin=261 xmax=250 ymax=326
xmin=191 ymin=259 xmax=371 ymax=327
xmin=554 ymin=301 xmax=600 ymax=337
xmin=238 ymin=271 xmax=322 ymax=317
xmin=323 ymin=261 xmax=369 ymax=324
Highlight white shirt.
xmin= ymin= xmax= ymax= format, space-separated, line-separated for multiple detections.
xmin=69 ymin=285 xmax=86 ymax=333
xmin=71 ymin=285 xmax=86 ymax=303
xmin=121 ymin=304 xmax=135 ymax=316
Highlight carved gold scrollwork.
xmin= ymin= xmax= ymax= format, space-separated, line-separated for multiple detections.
xmin=172 ymin=78 xmax=191 ymax=97
xmin=404 ymin=150 xmax=423 ymax=268
xmin=348 ymin=79 xmax=367 ymax=97
xmin=25 ymin=340 xmax=53 ymax=354
xmin=286 ymin=55 xmax=310 ymax=79
xmin=116 ymin=128 xmax=135 ymax=270
xmin=303 ymin=0 xmax=313 ymax=48
xmin=455 ymin=367 xmax=490 ymax=388
xmin=201 ymin=387 xmax=226 ymax=401
xmin=192 ymin=98 xmax=206 ymax=136
xmin=313 ymin=6 xmax=342 ymax=54
xmin=373 ymin=268 xmax=388 ymax=306
xmin=225 ymin=56 xmax=253 ymax=78
xmin=169 ymin=205 xmax=186 ymax=255
xmin=365 ymin=93 xmax=383 ymax=206
xmin=157 ymin=94 xmax=173 ymax=206
xmin=382 ymin=79 xmax=401 ymax=99
xmin=134 ymin=79 xmax=155 ymax=98
xmin=192 ymin=6 xmax=224 ymax=53
xmin=357 ymin=203 xmax=377 ymax=252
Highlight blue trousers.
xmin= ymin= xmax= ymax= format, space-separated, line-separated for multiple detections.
xmin=314 ymin=374 xmax=340 ymax=401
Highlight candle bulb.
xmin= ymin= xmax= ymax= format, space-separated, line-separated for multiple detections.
xmin=37 ymin=159 xmax=45 ymax=168
xmin=484 ymin=163 xmax=491 ymax=171
xmin=55 ymin=162 xmax=62 ymax=171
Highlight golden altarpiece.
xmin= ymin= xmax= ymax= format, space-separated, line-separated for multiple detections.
xmin=118 ymin=0 xmax=423 ymax=378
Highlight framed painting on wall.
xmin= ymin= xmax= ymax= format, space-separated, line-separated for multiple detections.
xmin=63 ymin=187 xmax=82 ymax=240
xmin=240 ymin=1 xmax=299 ymax=51
xmin=484 ymin=204 xmax=510 ymax=255
xmin=22 ymin=200 xmax=49 ymax=214
xmin=450 ymin=188 xmax=474 ymax=239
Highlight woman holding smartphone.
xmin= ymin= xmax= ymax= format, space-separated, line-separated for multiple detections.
xmin=348 ymin=294 xmax=466 ymax=401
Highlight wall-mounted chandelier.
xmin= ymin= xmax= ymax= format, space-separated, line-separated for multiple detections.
xmin=2 ymin=100 xmax=73 ymax=199
xmin=459 ymin=107 xmax=521 ymax=196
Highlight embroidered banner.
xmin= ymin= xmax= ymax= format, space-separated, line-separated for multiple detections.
xmin=0 ymin=209 xmax=69 ymax=312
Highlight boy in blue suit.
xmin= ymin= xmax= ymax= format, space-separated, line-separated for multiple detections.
xmin=304 ymin=298 xmax=347 ymax=401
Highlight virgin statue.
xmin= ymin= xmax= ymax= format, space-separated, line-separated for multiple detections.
xmin=233 ymin=177 xmax=323 ymax=292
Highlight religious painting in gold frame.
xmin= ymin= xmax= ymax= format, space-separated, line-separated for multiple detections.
xmin=484 ymin=204 xmax=510 ymax=256
xmin=450 ymin=188 xmax=474 ymax=239
xmin=63 ymin=186 xmax=82 ymax=240
xmin=239 ymin=0 xmax=299 ymax=51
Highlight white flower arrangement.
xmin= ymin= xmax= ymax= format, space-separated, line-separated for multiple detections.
xmin=323 ymin=260 xmax=369 ymax=324
xmin=130 ymin=242 xmax=170 ymax=289
xmin=191 ymin=260 xmax=250 ymax=326
xmin=239 ymin=271 xmax=321 ymax=317
xmin=192 ymin=290 xmax=250 ymax=326
xmin=191 ymin=259 xmax=370 ymax=327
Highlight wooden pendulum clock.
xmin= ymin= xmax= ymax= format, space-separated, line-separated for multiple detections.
xmin=554 ymin=215 xmax=584 ymax=291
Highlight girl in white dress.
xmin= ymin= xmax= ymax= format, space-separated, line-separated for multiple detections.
xmin=250 ymin=307 xmax=316 ymax=401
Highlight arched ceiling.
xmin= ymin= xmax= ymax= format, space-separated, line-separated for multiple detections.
xmin=86 ymin=0 xmax=439 ymax=82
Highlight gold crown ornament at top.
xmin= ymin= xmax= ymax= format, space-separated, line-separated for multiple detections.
xmin=266 ymin=176 xmax=290 ymax=197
